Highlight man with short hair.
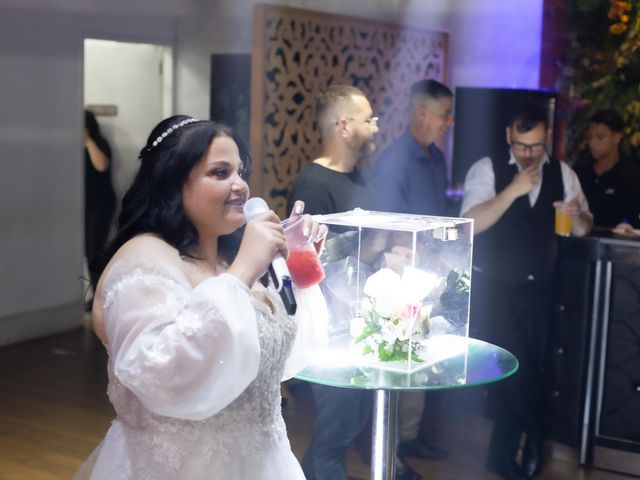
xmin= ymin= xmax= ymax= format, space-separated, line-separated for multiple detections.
xmin=461 ymin=104 xmax=592 ymax=480
xmin=373 ymin=79 xmax=453 ymax=467
xmin=574 ymin=108 xmax=640 ymax=230
xmin=287 ymin=84 xmax=380 ymax=217
xmin=374 ymin=78 xmax=454 ymax=216
xmin=288 ymin=84 xmax=390 ymax=480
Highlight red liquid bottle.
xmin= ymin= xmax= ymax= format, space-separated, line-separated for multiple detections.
xmin=286 ymin=250 xmax=325 ymax=289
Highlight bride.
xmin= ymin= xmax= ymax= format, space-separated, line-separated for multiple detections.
xmin=75 ymin=115 xmax=327 ymax=479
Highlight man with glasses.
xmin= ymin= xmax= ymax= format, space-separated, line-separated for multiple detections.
xmin=461 ymin=104 xmax=592 ymax=480
xmin=287 ymin=84 xmax=385 ymax=480
xmin=287 ymin=84 xmax=379 ymax=216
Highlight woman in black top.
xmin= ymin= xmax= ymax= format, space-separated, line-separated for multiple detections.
xmin=84 ymin=109 xmax=116 ymax=291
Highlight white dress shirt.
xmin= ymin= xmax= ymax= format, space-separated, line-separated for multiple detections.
xmin=460 ymin=152 xmax=590 ymax=216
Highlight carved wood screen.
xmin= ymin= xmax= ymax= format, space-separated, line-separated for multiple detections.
xmin=250 ymin=4 xmax=449 ymax=215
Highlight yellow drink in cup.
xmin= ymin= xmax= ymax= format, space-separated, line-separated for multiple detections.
xmin=554 ymin=202 xmax=572 ymax=237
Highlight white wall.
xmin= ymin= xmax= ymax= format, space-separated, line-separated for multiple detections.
xmin=0 ymin=2 xmax=180 ymax=345
xmin=85 ymin=40 xmax=173 ymax=202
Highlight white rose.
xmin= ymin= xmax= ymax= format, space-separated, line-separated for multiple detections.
xmin=363 ymin=268 xmax=401 ymax=299
xmin=374 ymin=296 xmax=404 ymax=318
xmin=401 ymin=267 xmax=440 ymax=302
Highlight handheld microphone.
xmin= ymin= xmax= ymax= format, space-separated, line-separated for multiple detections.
xmin=243 ymin=197 xmax=297 ymax=315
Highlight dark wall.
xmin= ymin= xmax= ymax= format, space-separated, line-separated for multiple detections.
xmin=210 ymin=54 xmax=251 ymax=147
xmin=452 ymin=88 xmax=557 ymax=186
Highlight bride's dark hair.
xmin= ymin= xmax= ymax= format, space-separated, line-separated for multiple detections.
xmin=91 ymin=115 xmax=252 ymax=285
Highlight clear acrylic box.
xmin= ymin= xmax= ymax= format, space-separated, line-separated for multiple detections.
xmin=312 ymin=209 xmax=473 ymax=373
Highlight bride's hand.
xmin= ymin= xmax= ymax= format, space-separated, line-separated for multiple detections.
xmin=289 ymin=200 xmax=328 ymax=254
xmin=230 ymin=210 xmax=287 ymax=287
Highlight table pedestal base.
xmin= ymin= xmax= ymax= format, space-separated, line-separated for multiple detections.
xmin=371 ymin=390 xmax=398 ymax=480
xmin=295 ymin=339 xmax=518 ymax=480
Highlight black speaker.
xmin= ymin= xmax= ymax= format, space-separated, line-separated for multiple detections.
xmin=452 ymin=87 xmax=557 ymax=186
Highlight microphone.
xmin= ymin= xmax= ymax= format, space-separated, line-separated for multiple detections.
xmin=243 ymin=197 xmax=297 ymax=315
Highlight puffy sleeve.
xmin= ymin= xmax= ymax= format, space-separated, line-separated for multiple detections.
xmin=282 ymin=283 xmax=329 ymax=381
xmin=101 ymin=261 xmax=260 ymax=421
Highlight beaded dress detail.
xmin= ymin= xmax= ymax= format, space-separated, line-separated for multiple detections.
xmin=74 ymin=258 xmax=306 ymax=480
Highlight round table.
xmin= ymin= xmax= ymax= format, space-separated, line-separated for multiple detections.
xmin=296 ymin=337 xmax=518 ymax=480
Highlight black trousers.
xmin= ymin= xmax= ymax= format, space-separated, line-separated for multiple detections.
xmin=484 ymin=277 xmax=552 ymax=464
xmin=85 ymin=199 xmax=115 ymax=288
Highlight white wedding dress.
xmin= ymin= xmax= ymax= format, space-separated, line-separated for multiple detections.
xmin=75 ymin=257 xmax=326 ymax=480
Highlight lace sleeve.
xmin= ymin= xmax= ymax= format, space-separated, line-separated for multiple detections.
xmin=102 ymin=260 xmax=260 ymax=421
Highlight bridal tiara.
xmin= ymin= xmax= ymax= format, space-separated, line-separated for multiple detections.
xmin=149 ymin=118 xmax=199 ymax=149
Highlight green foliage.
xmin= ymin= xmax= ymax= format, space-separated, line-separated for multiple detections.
xmin=354 ymin=308 xmax=424 ymax=363
xmin=446 ymin=270 xmax=470 ymax=294
xmin=375 ymin=342 xmax=422 ymax=363
xmin=561 ymin=0 xmax=640 ymax=162
xmin=354 ymin=320 xmax=381 ymax=345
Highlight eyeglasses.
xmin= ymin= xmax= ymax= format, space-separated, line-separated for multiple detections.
xmin=336 ymin=116 xmax=379 ymax=128
xmin=511 ymin=141 xmax=546 ymax=154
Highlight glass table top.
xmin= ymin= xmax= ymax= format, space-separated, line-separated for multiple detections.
xmin=295 ymin=337 xmax=518 ymax=391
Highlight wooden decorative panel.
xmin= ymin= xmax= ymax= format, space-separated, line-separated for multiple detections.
xmin=250 ymin=4 xmax=449 ymax=215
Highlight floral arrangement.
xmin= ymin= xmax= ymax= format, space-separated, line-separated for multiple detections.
xmin=561 ymin=0 xmax=640 ymax=162
xmin=350 ymin=267 xmax=441 ymax=363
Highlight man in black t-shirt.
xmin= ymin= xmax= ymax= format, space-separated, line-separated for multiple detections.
xmin=574 ymin=108 xmax=640 ymax=229
xmin=288 ymin=85 xmax=420 ymax=480
xmin=287 ymin=86 xmax=380 ymax=216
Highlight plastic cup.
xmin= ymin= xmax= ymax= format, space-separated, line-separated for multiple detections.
xmin=282 ymin=216 xmax=325 ymax=288
xmin=554 ymin=202 xmax=572 ymax=237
